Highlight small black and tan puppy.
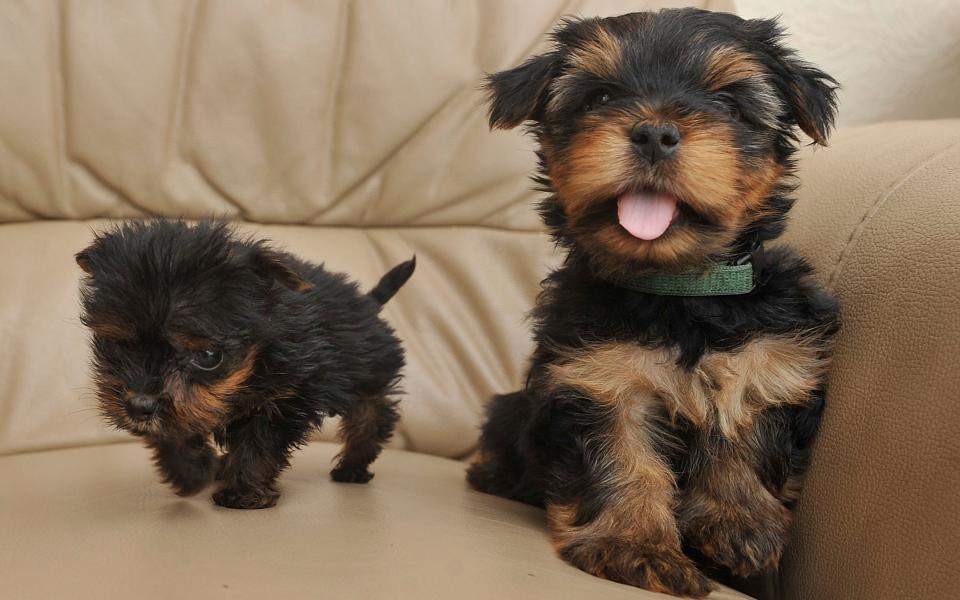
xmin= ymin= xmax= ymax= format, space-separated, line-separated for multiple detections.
xmin=77 ymin=220 xmax=414 ymax=509
xmin=468 ymin=9 xmax=839 ymax=597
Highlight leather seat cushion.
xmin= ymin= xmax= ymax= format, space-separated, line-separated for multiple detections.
xmin=0 ymin=442 xmax=751 ymax=599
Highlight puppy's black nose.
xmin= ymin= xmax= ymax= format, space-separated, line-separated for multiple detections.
xmin=630 ymin=123 xmax=681 ymax=163
xmin=127 ymin=395 xmax=158 ymax=421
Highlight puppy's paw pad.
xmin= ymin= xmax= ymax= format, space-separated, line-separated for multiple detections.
xmin=213 ymin=487 xmax=279 ymax=510
xmin=330 ymin=467 xmax=374 ymax=484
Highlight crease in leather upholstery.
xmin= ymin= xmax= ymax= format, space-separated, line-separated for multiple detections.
xmin=826 ymin=138 xmax=960 ymax=288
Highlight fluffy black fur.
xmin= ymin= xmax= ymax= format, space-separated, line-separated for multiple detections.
xmin=471 ymin=249 xmax=837 ymax=486
xmin=77 ymin=220 xmax=414 ymax=509
xmin=468 ymin=9 xmax=840 ymax=597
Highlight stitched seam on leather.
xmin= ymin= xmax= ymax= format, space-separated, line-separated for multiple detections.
xmin=52 ymin=1 xmax=68 ymax=214
xmin=54 ymin=6 xmax=155 ymax=219
xmin=322 ymin=0 xmax=354 ymax=218
xmin=67 ymin=159 xmax=154 ymax=215
xmin=164 ymin=0 xmax=200 ymax=165
xmin=357 ymin=87 xmax=471 ymax=222
xmin=315 ymin=0 xmax=577 ymax=226
xmin=0 ymin=156 xmax=45 ymax=220
xmin=382 ymin=0 xmax=576 ymax=229
xmin=827 ymin=139 xmax=960 ymax=289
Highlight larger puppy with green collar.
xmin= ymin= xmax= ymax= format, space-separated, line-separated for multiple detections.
xmin=467 ymin=9 xmax=840 ymax=597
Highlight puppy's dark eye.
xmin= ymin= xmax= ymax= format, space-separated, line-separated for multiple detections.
xmin=715 ymin=93 xmax=741 ymax=121
xmin=585 ymin=90 xmax=613 ymax=112
xmin=191 ymin=350 xmax=223 ymax=371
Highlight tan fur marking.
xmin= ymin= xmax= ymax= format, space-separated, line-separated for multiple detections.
xmin=700 ymin=334 xmax=831 ymax=438
xmin=779 ymin=474 xmax=805 ymax=505
xmin=171 ymin=334 xmax=214 ymax=352
xmin=87 ymin=318 xmax=133 ymax=341
xmin=548 ymin=112 xmax=639 ymax=216
xmin=544 ymin=354 xmax=679 ymax=548
xmin=545 ymin=446 xmax=701 ymax=594
xmin=548 ymin=497 xmax=709 ymax=596
xmin=544 ymin=344 xmax=709 ymax=594
xmin=549 ymin=343 xmax=711 ymax=428
xmin=704 ymin=47 xmax=766 ymax=91
xmin=338 ymin=399 xmax=379 ymax=451
xmin=548 ymin=334 xmax=830 ymax=441
xmin=672 ymin=116 xmax=784 ymax=232
xmin=568 ymin=26 xmax=623 ymax=80
xmin=332 ymin=395 xmax=395 ymax=480
xmin=671 ymin=117 xmax=743 ymax=221
xmin=94 ymin=373 xmax=125 ymax=420
xmin=172 ymin=347 xmax=258 ymax=432
xmin=290 ymin=278 xmax=314 ymax=293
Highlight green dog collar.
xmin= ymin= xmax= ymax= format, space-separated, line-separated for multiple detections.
xmin=606 ymin=262 xmax=756 ymax=296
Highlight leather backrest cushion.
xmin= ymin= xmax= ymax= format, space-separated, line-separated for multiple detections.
xmin=0 ymin=0 xmax=723 ymax=226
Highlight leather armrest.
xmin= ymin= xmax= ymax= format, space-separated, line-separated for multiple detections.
xmin=778 ymin=120 xmax=960 ymax=600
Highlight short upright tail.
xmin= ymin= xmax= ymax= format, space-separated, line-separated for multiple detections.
xmin=368 ymin=256 xmax=416 ymax=306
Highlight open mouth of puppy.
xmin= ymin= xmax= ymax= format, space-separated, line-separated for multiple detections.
xmin=570 ymin=190 xmax=717 ymax=247
xmin=594 ymin=190 xmax=710 ymax=240
xmin=616 ymin=191 xmax=681 ymax=240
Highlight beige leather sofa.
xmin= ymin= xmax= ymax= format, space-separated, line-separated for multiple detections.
xmin=1 ymin=2 xmax=958 ymax=599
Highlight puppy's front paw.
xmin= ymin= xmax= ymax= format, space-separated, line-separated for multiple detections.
xmin=168 ymin=469 xmax=214 ymax=497
xmin=213 ymin=486 xmax=279 ymax=510
xmin=684 ymin=500 xmax=791 ymax=576
xmin=559 ymin=540 xmax=712 ymax=598
xmin=330 ymin=466 xmax=374 ymax=484
xmin=158 ymin=444 xmax=219 ymax=497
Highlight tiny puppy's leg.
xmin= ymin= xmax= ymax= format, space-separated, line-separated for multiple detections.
xmin=330 ymin=394 xmax=398 ymax=484
xmin=147 ymin=433 xmax=219 ymax=496
xmin=545 ymin=389 xmax=711 ymax=598
xmin=214 ymin=411 xmax=309 ymax=509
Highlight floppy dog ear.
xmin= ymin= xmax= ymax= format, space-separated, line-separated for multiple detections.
xmin=74 ymin=240 xmax=103 ymax=275
xmin=248 ymin=247 xmax=312 ymax=292
xmin=486 ymin=51 xmax=561 ymax=130
xmin=746 ymin=18 xmax=839 ymax=146
xmin=75 ymin=249 xmax=94 ymax=274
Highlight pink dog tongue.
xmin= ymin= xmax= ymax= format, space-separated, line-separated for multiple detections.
xmin=617 ymin=192 xmax=678 ymax=240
